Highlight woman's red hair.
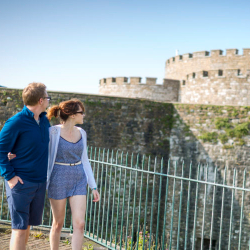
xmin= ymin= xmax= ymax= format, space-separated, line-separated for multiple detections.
xmin=47 ymin=99 xmax=85 ymax=122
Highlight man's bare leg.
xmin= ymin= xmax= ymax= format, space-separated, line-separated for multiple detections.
xmin=25 ymin=226 xmax=30 ymax=245
xmin=10 ymin=229 xmax=27 ymax=250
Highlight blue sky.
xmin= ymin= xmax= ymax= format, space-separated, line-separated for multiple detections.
xmin=0 ymin=0 xmax=249 ymax=94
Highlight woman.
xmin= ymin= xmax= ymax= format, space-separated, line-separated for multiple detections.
xmin=9 ymin=98 xmax=100 ymax=250
xmin=47 ymin=99 xmax=100 ymax=250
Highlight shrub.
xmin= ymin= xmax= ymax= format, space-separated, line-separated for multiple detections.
xmin=225 ymin=128 xmax=235 ymax=138
xmin=234 ymin=122 xmax=249 ymax=138
xmin=226 ymin=122 xmax=249 ymax=138
xmin=218 ymin=134 xmax=228 ymax=144
xmin=236 ymin=138 xmax=245 ymax=146
xmin=215 ymin=118 xmax=231 ymax=129
xmin=199 ymin=132 xmax=218 ymax=143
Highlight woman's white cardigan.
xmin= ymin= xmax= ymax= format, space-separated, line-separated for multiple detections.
xmin=47 ymin=125 xmax=97 ymax=190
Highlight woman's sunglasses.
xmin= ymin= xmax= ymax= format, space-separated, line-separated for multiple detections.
xmin=75 ymin=111 xmax=85 ymax=115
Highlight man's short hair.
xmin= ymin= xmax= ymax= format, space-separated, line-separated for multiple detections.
xmin=22 ymin=82 xmax=47 ymax=106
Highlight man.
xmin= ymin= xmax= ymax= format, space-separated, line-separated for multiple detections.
xmin=0 ymin=82 xmax=51 ymax=250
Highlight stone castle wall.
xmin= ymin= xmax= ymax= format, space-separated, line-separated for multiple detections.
xmin=0 ymin=88 xmax=173 ymax=158
xmin=98 ymin=48 xmax=250 ymax=106
xmin=99 ymin=77 xmax=180 ymax=102
xmin=181 ymin=69 xmax=250 ymax=105
xmin=1 ymin=88 xmax=250 ymax=167
xmin=165 ymin=48 xmax=250 ymax=80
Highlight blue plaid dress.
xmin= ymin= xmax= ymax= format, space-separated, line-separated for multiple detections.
xmin=48 ymin=136 xmax=87 ymax=199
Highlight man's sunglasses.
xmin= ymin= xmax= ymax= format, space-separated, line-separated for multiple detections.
xmin=43 ymin=96 xmax=52 ymax=101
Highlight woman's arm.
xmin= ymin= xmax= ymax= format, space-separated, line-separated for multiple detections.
xmin=81 ymin=129 xmax=100 ymax=201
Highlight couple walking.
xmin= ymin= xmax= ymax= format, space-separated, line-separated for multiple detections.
xmin=0 ymin=82 xmax=100 ymax=250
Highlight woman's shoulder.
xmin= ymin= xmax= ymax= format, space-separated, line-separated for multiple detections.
xmin=75 ymin=126 xmax=85 ymax=132
xmin=75 ymin=126 xmax=86 ymax=136
xmin=49 ymin=125 xmax=61 ymax=134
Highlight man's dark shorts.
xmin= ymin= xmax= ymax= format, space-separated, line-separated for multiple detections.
xmin=5 ymin=179 xmax=46 ymax=230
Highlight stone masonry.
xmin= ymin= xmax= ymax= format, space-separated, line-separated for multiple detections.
xmin=99 ymin=77 xmax=180 ymax=103
xmin=99 ymin=48 xmax=250 ymax=106
xmin=165 ymin=49 xmax=250 ymax=80
xmin=181 ymin=69 xmax=250 ymax=105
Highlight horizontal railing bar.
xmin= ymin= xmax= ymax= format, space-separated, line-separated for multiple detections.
xmin=84 ymin=234 xmax=116 ymax=250
xmin=22 ymin=224 xmax=105 ymax=238
xmin=89 ymin=160 xmax=250 ymax=191
xmin=0 ymin=221 xmax=72 ymax=232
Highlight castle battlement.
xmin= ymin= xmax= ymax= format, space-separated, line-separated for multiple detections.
xmin=100 ymin=77 xmax=165 ymax=86
xmin=165 ymin=48 xmax=250 ymax=81
xmin=185 ymin=69 xmax=250 ymax=81
xmin=182 ymin=68 xmax=250 ymax=105
xmin=99 ymin=48 xmax=250 ymax=106
xmin=167 ymin=48 xmax=250 ymax=65
xmin=99 ymin=77 xmax=180 ymax=102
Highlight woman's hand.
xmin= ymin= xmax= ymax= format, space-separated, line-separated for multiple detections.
xmin=92 ymin=189 xmax=100 ymax=202
xmin=8 ymin=152 xmax=16 ymax=161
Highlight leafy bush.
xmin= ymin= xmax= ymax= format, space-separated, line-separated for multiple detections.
xmin=234 ymin=122 xmax=249 ymax=138
xmin=226 ymin=122 xmax=249 ymax=138
xmin=215 ymin=118 xmax=231 ymax=129
xmin=223 ymin=145 xmax=234 ymax=149
xmin=225 ymin=128 xmax=235 ymax=138
xmin=199 ymin=132 xmax=218 ymax=143
xmin=218 ymin=134 xmax=228 ymax=144
xmin=236 ymin=138 xmax=245 ymax=146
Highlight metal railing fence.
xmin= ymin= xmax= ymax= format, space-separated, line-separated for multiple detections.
xmin=1 ymin=147 xmax=250 ymax=250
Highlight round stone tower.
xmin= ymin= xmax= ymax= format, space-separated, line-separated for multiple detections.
xmin=164 ymin=49 xmax=250 ymax=105
xmin=99 ymin=48 xmax=250 ymax=105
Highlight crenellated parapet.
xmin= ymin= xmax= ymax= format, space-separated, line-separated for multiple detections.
xmin=185 ymin=69 xmax=250 ymax=81
xmin=99 ymin=77 xmax=159 ymax=86
xmin=181 ymin=69 xmax=250 ymax=105
xmin=167 ymin=48 xmax=250 ymax=64
xmin=99 ymin=77 xmax=180 ymax=102
xmin=98 ymin=48 xmax=250 ymax=106
xmin=165 ymin=48 xmax=250 ymax=81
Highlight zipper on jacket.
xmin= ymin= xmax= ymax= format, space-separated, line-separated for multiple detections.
xmin=32 ymin=117 xmax=44 ymax=142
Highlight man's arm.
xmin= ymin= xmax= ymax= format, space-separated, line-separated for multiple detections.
xmin=0 ymin=119 xmax=19 ymax=180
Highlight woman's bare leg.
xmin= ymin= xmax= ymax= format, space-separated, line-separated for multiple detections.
xmin=69 ymin=195 xmax=86 ymax=250
xmin=49 ymin=198 xmax=67 ymax=250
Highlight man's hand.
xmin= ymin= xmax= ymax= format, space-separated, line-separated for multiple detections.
xmin=7 ymin=176 xmax=23 ymax=189
xmin=92 ymin=189 xmax=100 ymax=202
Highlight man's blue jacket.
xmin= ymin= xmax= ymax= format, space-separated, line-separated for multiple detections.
xmin=0 ymin=106 xmax=50 ymax=183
